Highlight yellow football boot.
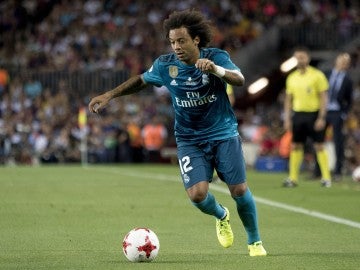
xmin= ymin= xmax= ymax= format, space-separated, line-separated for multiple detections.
xmin=248 ymin=241 xmax=267 ymax=256
xmin=216 ymin=207 xmax=233 ymax=248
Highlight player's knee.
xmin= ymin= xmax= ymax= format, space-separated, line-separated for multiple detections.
xmin=228 ymin=182 xmax=247 ymax=197
xmin=188 ymin=190 xmax=207 ymax=203
xmin=186 ymin=181 xmax=209 ymax=203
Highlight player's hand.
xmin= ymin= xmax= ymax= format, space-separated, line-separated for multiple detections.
xmin=88 ymin=93 xmax=111 ymax=113
xmin=195 ymin=58 xmax=216 ymax=73
xmin=314 ymin=118 xmax=325 ymax=131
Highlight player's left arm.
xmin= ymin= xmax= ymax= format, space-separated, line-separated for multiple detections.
xmin=195 ymin=50 xmax=245 ymax=86
xmin=220 ymin=68 xmax=245 ymax=86
xmin=195 ymin=58 xmax=244 ymax=86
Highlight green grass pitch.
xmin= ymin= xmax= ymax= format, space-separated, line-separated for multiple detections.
xmin=1 ymin=164 xmax=360 ymax=269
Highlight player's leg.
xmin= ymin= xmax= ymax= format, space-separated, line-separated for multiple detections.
xmin=286 ymin=143 xmax=304 ymax=186
xmin=177 ymin=143 xmax=226 ymax=219
xmin=312 ymin=126 xmax=332 ymax=187
xmin=187 ymin=181 xmax=233 ymax=248
xmin=216 ymin=136 xmax=266 ymax=255
xmin=231 ymin=185 xmax=266 ymax=256
xmin=186 ymin=181 xmax=225 ymax=218
xmin=284 ymin=112 xmax=306 ymax=187
xmin=314 ymin=144 xmax=331 ymax=187
xmin=177 ymin=142 xmax=231 ymax=247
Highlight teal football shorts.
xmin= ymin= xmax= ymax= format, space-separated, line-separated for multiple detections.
xmin=177 ymin=136 xmax=247 ymax=189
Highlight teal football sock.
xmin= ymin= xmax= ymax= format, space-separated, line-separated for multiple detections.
xmin=233 ymin=189 xmax=260 ymax=244
xmin=192 ymin=192 xmax=225 ymax=219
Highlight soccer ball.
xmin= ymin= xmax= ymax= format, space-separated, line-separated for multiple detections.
xmin=352 ymin=166 xmax=360 ymax=182
xmin=122 ymin=228 xmax=160 ymax=262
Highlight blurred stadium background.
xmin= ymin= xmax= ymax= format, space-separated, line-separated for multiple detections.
xmin=0 ymin=0 xmax=359 ymax=176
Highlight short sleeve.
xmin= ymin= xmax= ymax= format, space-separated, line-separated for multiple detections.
xmin=142 ymin=58 xmax=163 ymax=87
xmin=212 ymin=50 xmax=240 ymax=72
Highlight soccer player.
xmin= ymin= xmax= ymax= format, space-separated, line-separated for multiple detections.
xmin=89 ymin=10 xmax=267 ymax=256
xmin=283 ymin=46 xmax=331 ymax=188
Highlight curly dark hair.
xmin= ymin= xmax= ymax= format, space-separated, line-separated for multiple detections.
xmin=163 ymin=10 xmax=213 ymax=48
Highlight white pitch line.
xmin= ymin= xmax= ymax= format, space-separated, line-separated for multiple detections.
xmin=209 ymin=184 xmax=360 ymax=229
xmin=90 ymin=168 xmax=360 ymax=229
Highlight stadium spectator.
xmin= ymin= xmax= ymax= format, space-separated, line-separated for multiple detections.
xmin=111 ymin=126 xmax=130 ymax=163
xmin=126 ymin=117 xmax=144 ymax=163
xmin=23 ymin=75 xmax=43 ymax=99
xmin=258 ymin=128 xmax=280 ymax=157
xmin=0 ymin=66 xmax=9 ymax=94
xmin=87 ymin=124 xmax=106 ymax=163
xmin=141 ymin=115 xmax=168 ymax=163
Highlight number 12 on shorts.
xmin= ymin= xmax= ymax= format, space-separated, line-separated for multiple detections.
xmin=178 ymin=156 xmax=193 ymax=175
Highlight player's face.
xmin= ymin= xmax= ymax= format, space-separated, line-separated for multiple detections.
xmin=168 ymin=27 xmax=200 ymax=65
xmin=294 ymin=51 xmax=310 ymax=69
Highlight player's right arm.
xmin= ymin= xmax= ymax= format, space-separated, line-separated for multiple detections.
xmin=88 ymin=75 xmax=148 ymax=113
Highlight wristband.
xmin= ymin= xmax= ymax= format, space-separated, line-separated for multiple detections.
xmin=214 ymin=65 xmax=226 ymax=78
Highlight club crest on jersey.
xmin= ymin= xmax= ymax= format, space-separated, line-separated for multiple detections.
xmin=169 ymin=66 xmax=178 ymax=78
xmin=202 ymin=74 xmax=209 ymax=85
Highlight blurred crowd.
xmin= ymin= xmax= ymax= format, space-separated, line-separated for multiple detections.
xmin=0 ymin=0 xmax=360 ymax=173
xmin=1 ymin=0 xmax=359 ymax=72
xmin=0 ymin=76 xmax=174 ymax=164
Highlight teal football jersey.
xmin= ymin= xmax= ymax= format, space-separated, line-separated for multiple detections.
xmin=142 ymin=48 xmax=240 ymax=145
